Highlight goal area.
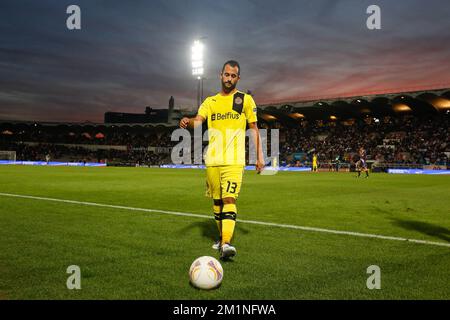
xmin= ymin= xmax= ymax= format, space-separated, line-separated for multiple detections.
xmin=0 ymin=150 xmax=16 ymax=162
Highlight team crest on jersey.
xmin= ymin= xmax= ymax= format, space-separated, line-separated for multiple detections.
xmin=232 ymin=92 xmax=245 ymax=114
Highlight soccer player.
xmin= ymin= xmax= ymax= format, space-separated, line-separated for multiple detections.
xmin=356 ymin=147 xmax=369 ymax=178
xmin=179 ymin=60 xmax=265 ymax=259
xmin=334 ymin=155 xmax=341 ymax=172
xmin=312 ymin=153 xmax=318 ymax=172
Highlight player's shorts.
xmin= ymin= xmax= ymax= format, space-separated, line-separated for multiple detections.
xmin=360 ymin=159 xmax=367 ymax=168
xmin=356 ymin=159 xmax=366 ymax=170
xmin=205 ymin=165 xmax=244 ymax=200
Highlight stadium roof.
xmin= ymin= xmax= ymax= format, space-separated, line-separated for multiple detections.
xmin=257 ymin=88 xmax=450 ymax=124
xmin=1 ymin=88 xmax=448 ymax=128
xmin=0 ymin=120 xmax=174 ymax=128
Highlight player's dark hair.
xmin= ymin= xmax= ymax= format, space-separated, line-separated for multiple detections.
xmin=222 ymin=60 xmax=240 ymax=75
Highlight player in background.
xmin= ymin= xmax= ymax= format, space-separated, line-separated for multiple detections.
xmin=335 ymin=155 xmax=341 ymax=172
xmin=312 ymin=153 xmax=318 ymax=172
xmin=179 ymin=60 xmax=265 ymax=260
xmin=356 ymin=147 xmax=369 ymax=178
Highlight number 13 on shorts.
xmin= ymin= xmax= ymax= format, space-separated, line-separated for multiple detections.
xmin=206 ymin=166 xmax=244 ymax=199
xmin=226 ymin=181 xmax=237 ymax=193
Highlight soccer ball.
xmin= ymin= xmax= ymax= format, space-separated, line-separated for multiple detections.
xmin=189 ymin=256 xmax=223 ymax=290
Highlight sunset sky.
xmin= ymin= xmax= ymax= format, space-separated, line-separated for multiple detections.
xmin=1 ymin=0 xmax=449 ymax=122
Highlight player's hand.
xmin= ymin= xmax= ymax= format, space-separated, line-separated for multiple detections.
xmin=179 ymin=117 xmax=190 ymax=129
xmin=256 ymin=159 xmax=265 ymax=174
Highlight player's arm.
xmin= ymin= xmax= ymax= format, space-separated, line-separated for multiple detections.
xmin=179 ymin=114 xmax=205 ymax=129
xmin=248 ymin=122 xmax=265 ymax=173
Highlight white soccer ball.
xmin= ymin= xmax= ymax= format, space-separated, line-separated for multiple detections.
xmin=189 ymin=256 xmax=223 ymax=290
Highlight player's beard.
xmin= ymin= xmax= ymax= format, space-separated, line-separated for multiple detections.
xmin=221 ymin=80 xmax=236 ymax=94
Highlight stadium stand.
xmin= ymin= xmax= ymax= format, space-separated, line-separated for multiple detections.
xmin=1 ymin=89 xmax=448 ymax=170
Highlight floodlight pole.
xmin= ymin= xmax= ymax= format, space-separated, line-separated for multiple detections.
xmin=201 ymin=77 xmax=204 ymax=106
xmin=197 ymin=78 xmax=201 ymax=108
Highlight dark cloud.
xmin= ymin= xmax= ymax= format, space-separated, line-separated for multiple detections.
xmin=0 ymin=0 xmax=449 ymax=122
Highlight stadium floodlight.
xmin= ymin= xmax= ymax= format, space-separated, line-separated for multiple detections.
xmin=191 ymin=39 xmax=205 ymax=107
xmin=191 ymin=40 xmax=204 ymax=77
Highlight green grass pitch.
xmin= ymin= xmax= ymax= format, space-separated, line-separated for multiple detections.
xmin=0 ymin=165 xmax=449 ymax=299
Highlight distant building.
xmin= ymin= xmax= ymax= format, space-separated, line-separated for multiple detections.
xmin=168 ymin=96 xmax=175 ymax=123
xmin=104 ymin=97 xmax=176 ymax=124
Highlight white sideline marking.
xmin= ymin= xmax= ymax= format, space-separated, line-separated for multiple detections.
xmin=0 ymin=192 xmax=449 ymax=248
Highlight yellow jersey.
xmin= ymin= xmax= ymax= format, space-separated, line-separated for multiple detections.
xmin=197 ymin=90 xmax=258 ymax=166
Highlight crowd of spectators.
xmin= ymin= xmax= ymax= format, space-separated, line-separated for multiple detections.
xmin=0 ymin=114 xmax=448 ymax=167
xmin=278 ymin=115 xmax=448 ymax=167
xmin=0 ymin=124 xmax=174 ymax=147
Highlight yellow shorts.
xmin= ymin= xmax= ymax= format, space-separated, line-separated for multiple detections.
xmin=205 ymin=165 xmax=244 ymax=200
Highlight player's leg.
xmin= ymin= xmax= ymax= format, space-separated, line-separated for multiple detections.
xmin=220 ymin=166 xmax=243 ymax=246
xmin=212 ymin=199 xmax=223 ymax=250
xmin=356 ymin=161 xmax=361 ymax=177
xmin=220 ymin=197 xmax=237 ymax=258
xmin=206 ymin=167 xmax=223 ymax=249
xmin=362 ymin=160 xmax=369 ymax=177
xmin=219 ymin=166 xmax=244 ymax=259
xmin=221 ymin=196 xmax=237 ymax=244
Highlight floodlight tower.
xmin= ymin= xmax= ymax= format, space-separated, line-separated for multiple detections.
xmin=191 ymin=39 xmax=205 ymax=108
